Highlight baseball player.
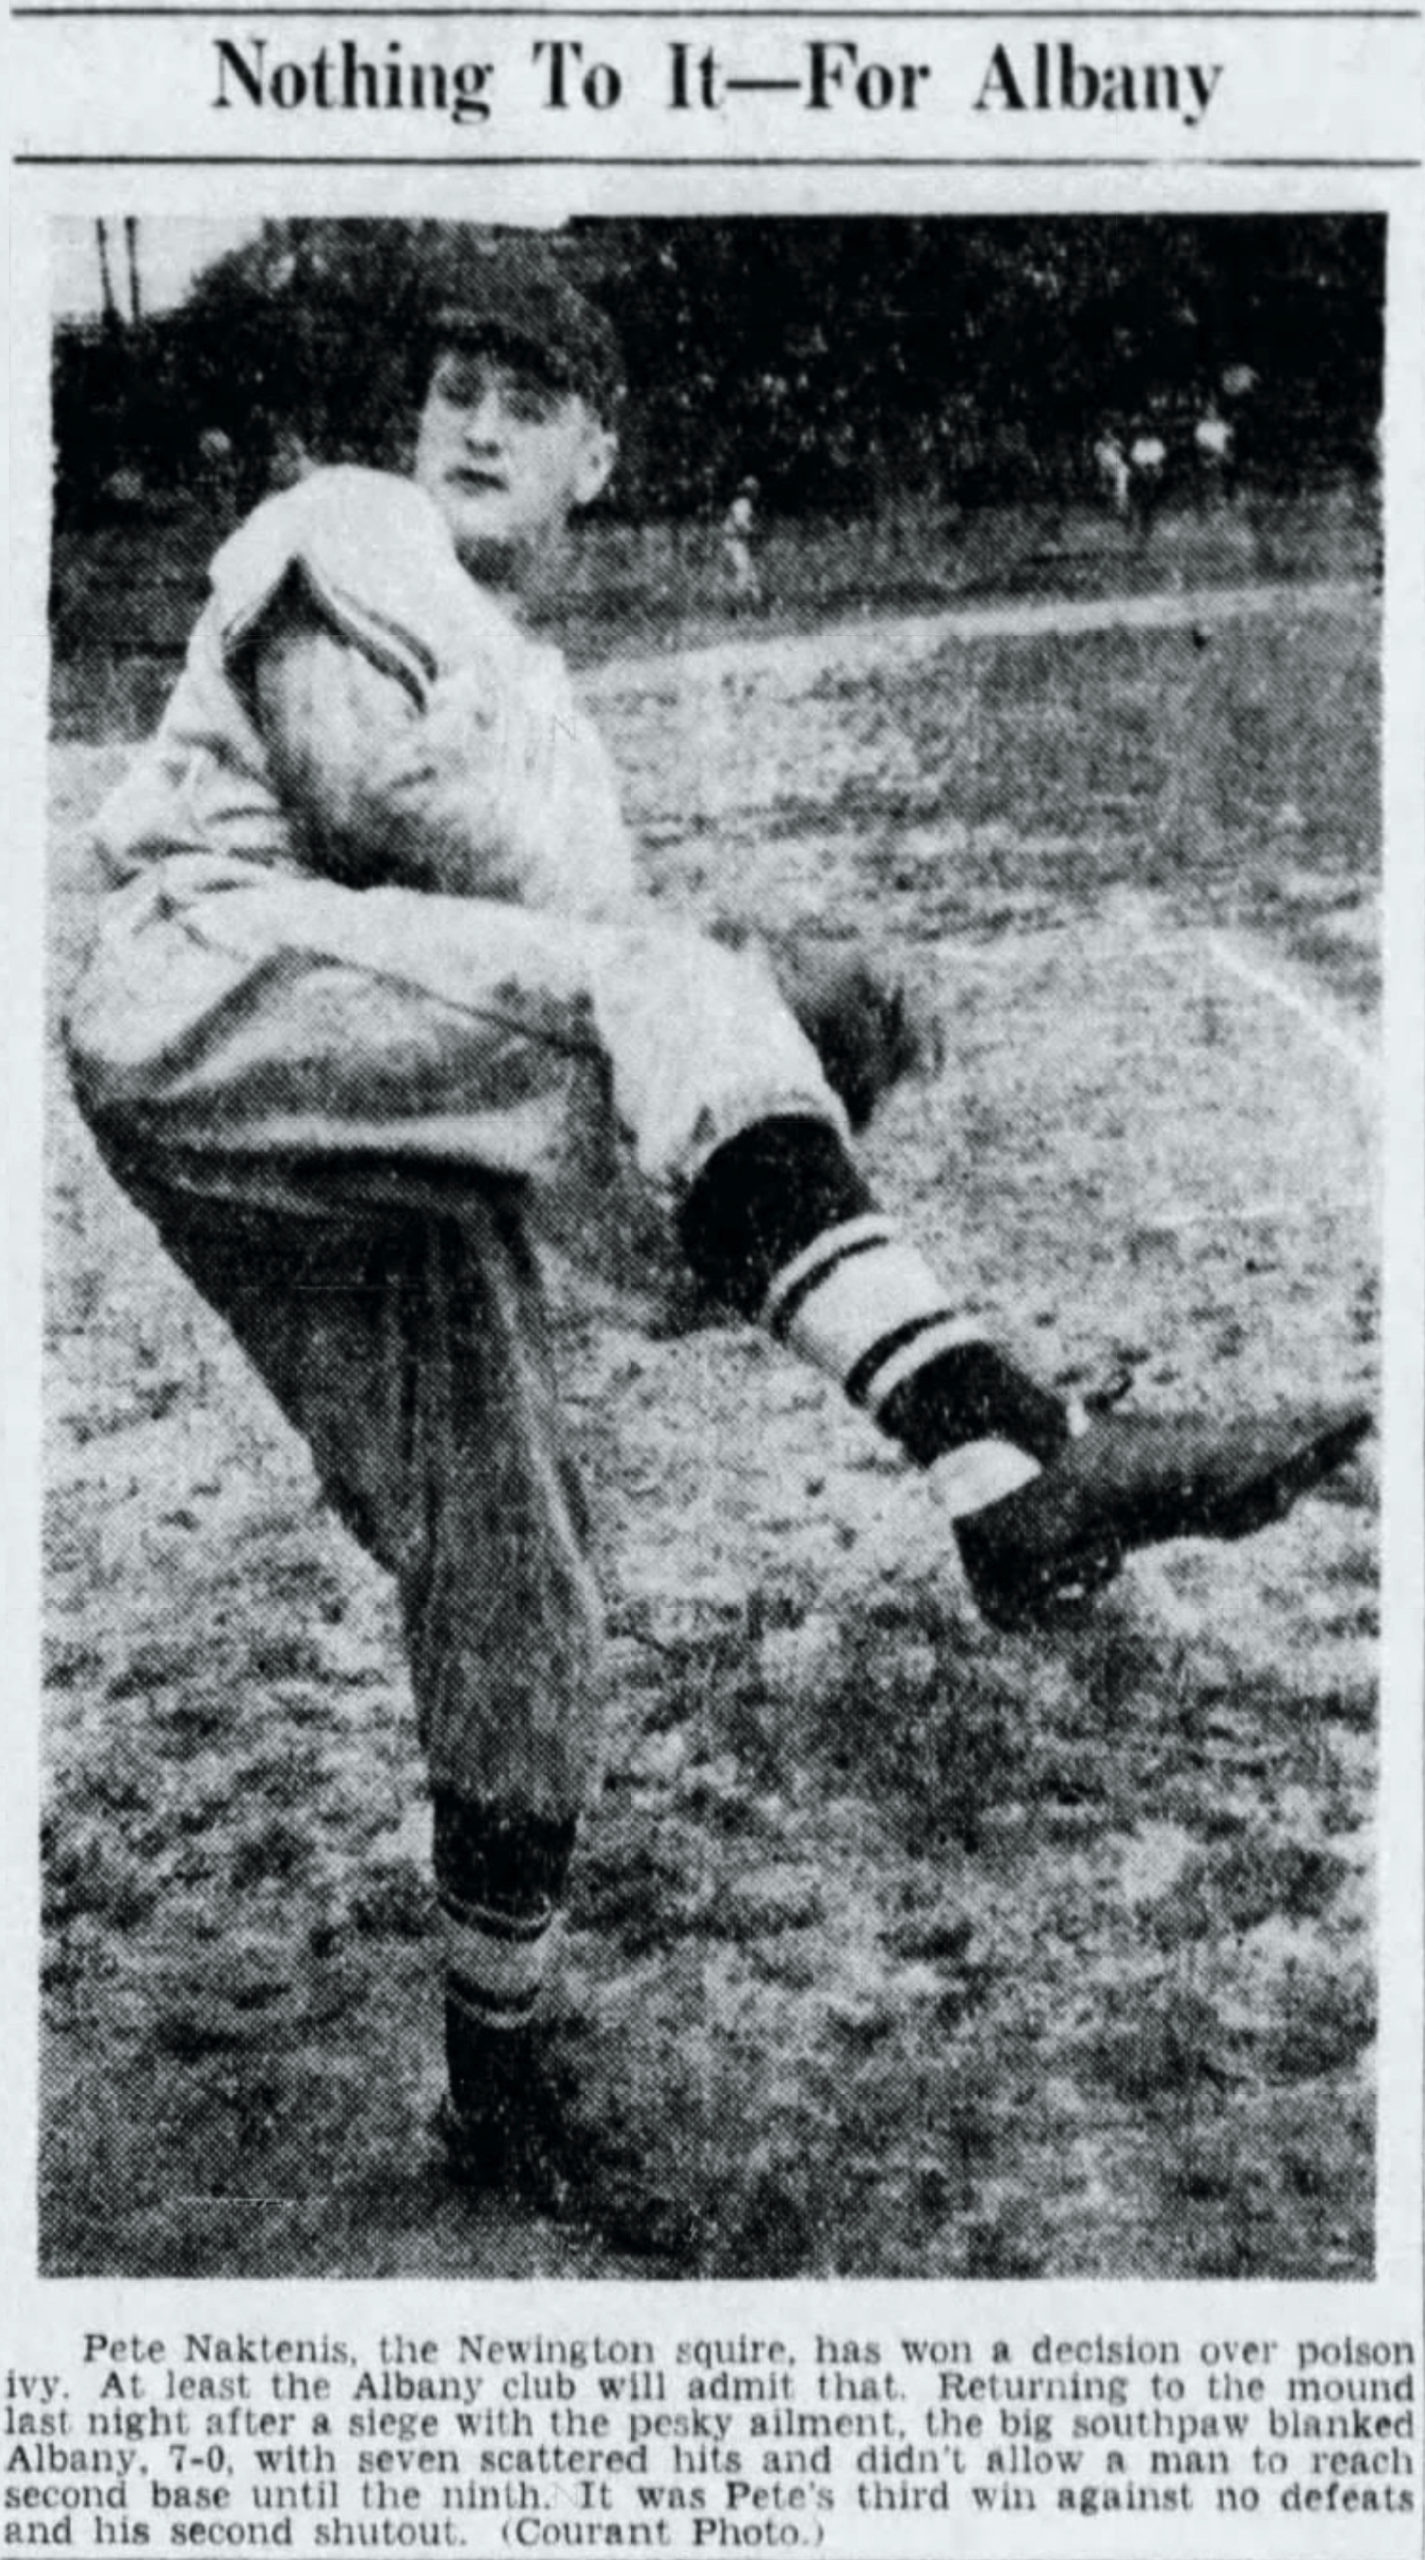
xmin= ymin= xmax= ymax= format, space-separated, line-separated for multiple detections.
xmin=64 ymin=234 xmax=1369 ymax=2210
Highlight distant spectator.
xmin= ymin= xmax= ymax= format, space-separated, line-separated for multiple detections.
xmin=1128 ymin=424 xmax=1168 ymax=538
xmin=195 ymin=425 xmax=239 ymax=530
xmin=722 ymin=476 xmax=762 ymax=610
xmin=100 ymin=464 xmax=147 ymax=519
xmin=268 ymin=426 xmax=316 ymax=494
xmin=1092 ymin=426 xmax=1130 ymax=520
xmin=1193 ymin=407 xmax=1234 ymax=505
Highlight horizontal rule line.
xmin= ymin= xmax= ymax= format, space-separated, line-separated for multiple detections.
xmin=16 ymin=151 xmax=1421 ymax=164
xmin=12 ymin=6 xmax=1423 ymax=15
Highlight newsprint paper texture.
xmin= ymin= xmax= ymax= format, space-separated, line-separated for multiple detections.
xmin=4 ymin=3 xmax=1424 ymax=2553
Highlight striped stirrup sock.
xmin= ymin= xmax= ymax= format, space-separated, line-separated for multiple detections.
xmin=432 ymin=1796 xmax=576 ymax=2045
xmin=442 ymin=1892 xmax=556 ymax=2036
xmin=681 ymin=1116 xmax=1069 ymax=1517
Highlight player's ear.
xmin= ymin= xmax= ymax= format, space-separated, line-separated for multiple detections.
xmin=571 ymin=415 xmax=617 ymax=509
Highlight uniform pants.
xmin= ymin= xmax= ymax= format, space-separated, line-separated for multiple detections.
xmin=68 ymin=854 xmax=843 ymax=1826
xmin=122 ymin=1174 xmax=604 ymax=1821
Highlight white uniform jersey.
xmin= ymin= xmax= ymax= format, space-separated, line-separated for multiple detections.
xmin=92 ymin=465 xmax=635 ymax=922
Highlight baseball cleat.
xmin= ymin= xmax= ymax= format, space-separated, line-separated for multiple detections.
xmin=436 ymin=2088 xmax=578 ymax=2215
xmin=954 ymin=1404 xmax=1373 ymax=1633
xmin=437 ymin=2076 xmax=702 ymax=2262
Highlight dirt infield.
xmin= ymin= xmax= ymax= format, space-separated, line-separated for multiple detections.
xmin=42 ymin=580 xmax=1379 ymax=2278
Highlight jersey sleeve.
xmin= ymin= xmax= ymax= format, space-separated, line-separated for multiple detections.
xmin=249 ymin=591 xmax=638 ymax=916
xmin=249 ymin=598 xmax=533 ymax=897
xmin=223 ymin=466 xmax=637 ymax=914
xmin=209 ymin=465 xmax=512 ymax=703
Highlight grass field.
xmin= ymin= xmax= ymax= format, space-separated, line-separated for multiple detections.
xmin=42 ymin=555 xmax=1379 ymax=2279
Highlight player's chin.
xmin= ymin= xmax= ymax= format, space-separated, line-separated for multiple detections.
xmin=441 ymin=483 xmax=518 ymax=550
xmin=452 ymin=528 xmax=525 ymax=588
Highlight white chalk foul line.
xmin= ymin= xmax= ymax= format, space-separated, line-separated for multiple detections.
xmin=1100 ymin=892 xmax=1380 ymax=1101
xmin=1199 ymin=930 xmax=1381 ymax=1096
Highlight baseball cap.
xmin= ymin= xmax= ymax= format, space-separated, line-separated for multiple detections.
xmin=431 ymin=234 xmax=625 ymax=424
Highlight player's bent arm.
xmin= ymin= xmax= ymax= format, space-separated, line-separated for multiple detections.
xmin=249 ymin=603 xmax=530 ymax=899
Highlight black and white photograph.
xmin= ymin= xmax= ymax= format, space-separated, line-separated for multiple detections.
xmin=43 ymin=213 xmax=1384 ymax=2289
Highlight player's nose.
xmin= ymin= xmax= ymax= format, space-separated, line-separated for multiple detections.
xmin=461 ymin=385 xmax=508 ymax=447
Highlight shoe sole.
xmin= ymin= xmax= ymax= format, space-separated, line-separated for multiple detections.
xmin=1199 ymin=1411 xmax=1373 ymax=1542
xmin=965 ymin=1409 xmax=1373 ymax=1633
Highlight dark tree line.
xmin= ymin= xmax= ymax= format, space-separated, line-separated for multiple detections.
xmin=53 ymin=215 xmax=1384 ymax=527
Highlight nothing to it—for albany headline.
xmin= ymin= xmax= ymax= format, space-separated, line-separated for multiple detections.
xmin=208 ymin=33 xmax=1227 ymax=131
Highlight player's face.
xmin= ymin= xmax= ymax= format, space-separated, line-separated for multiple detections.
xmin=413 ymin=347 xmax=615 ymax=580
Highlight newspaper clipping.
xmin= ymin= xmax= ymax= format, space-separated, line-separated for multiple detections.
xmin=5 ymin=5 xmax=1423 ymax=2555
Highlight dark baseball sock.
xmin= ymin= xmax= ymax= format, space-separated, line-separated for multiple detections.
xmin=678 ymin=1116 xmax=873 ymax=1317
xmin=432 ymin=1793 xmax=577 ymax=2126
xmin=680 ymin=1114 xmax=1068 ymax=1506
xmin=877 ymin=1344 xmax=1069 ymax=1472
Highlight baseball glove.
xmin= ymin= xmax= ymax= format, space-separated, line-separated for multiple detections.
xmin=765 ymin=938 xmax=941 ymax=1130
